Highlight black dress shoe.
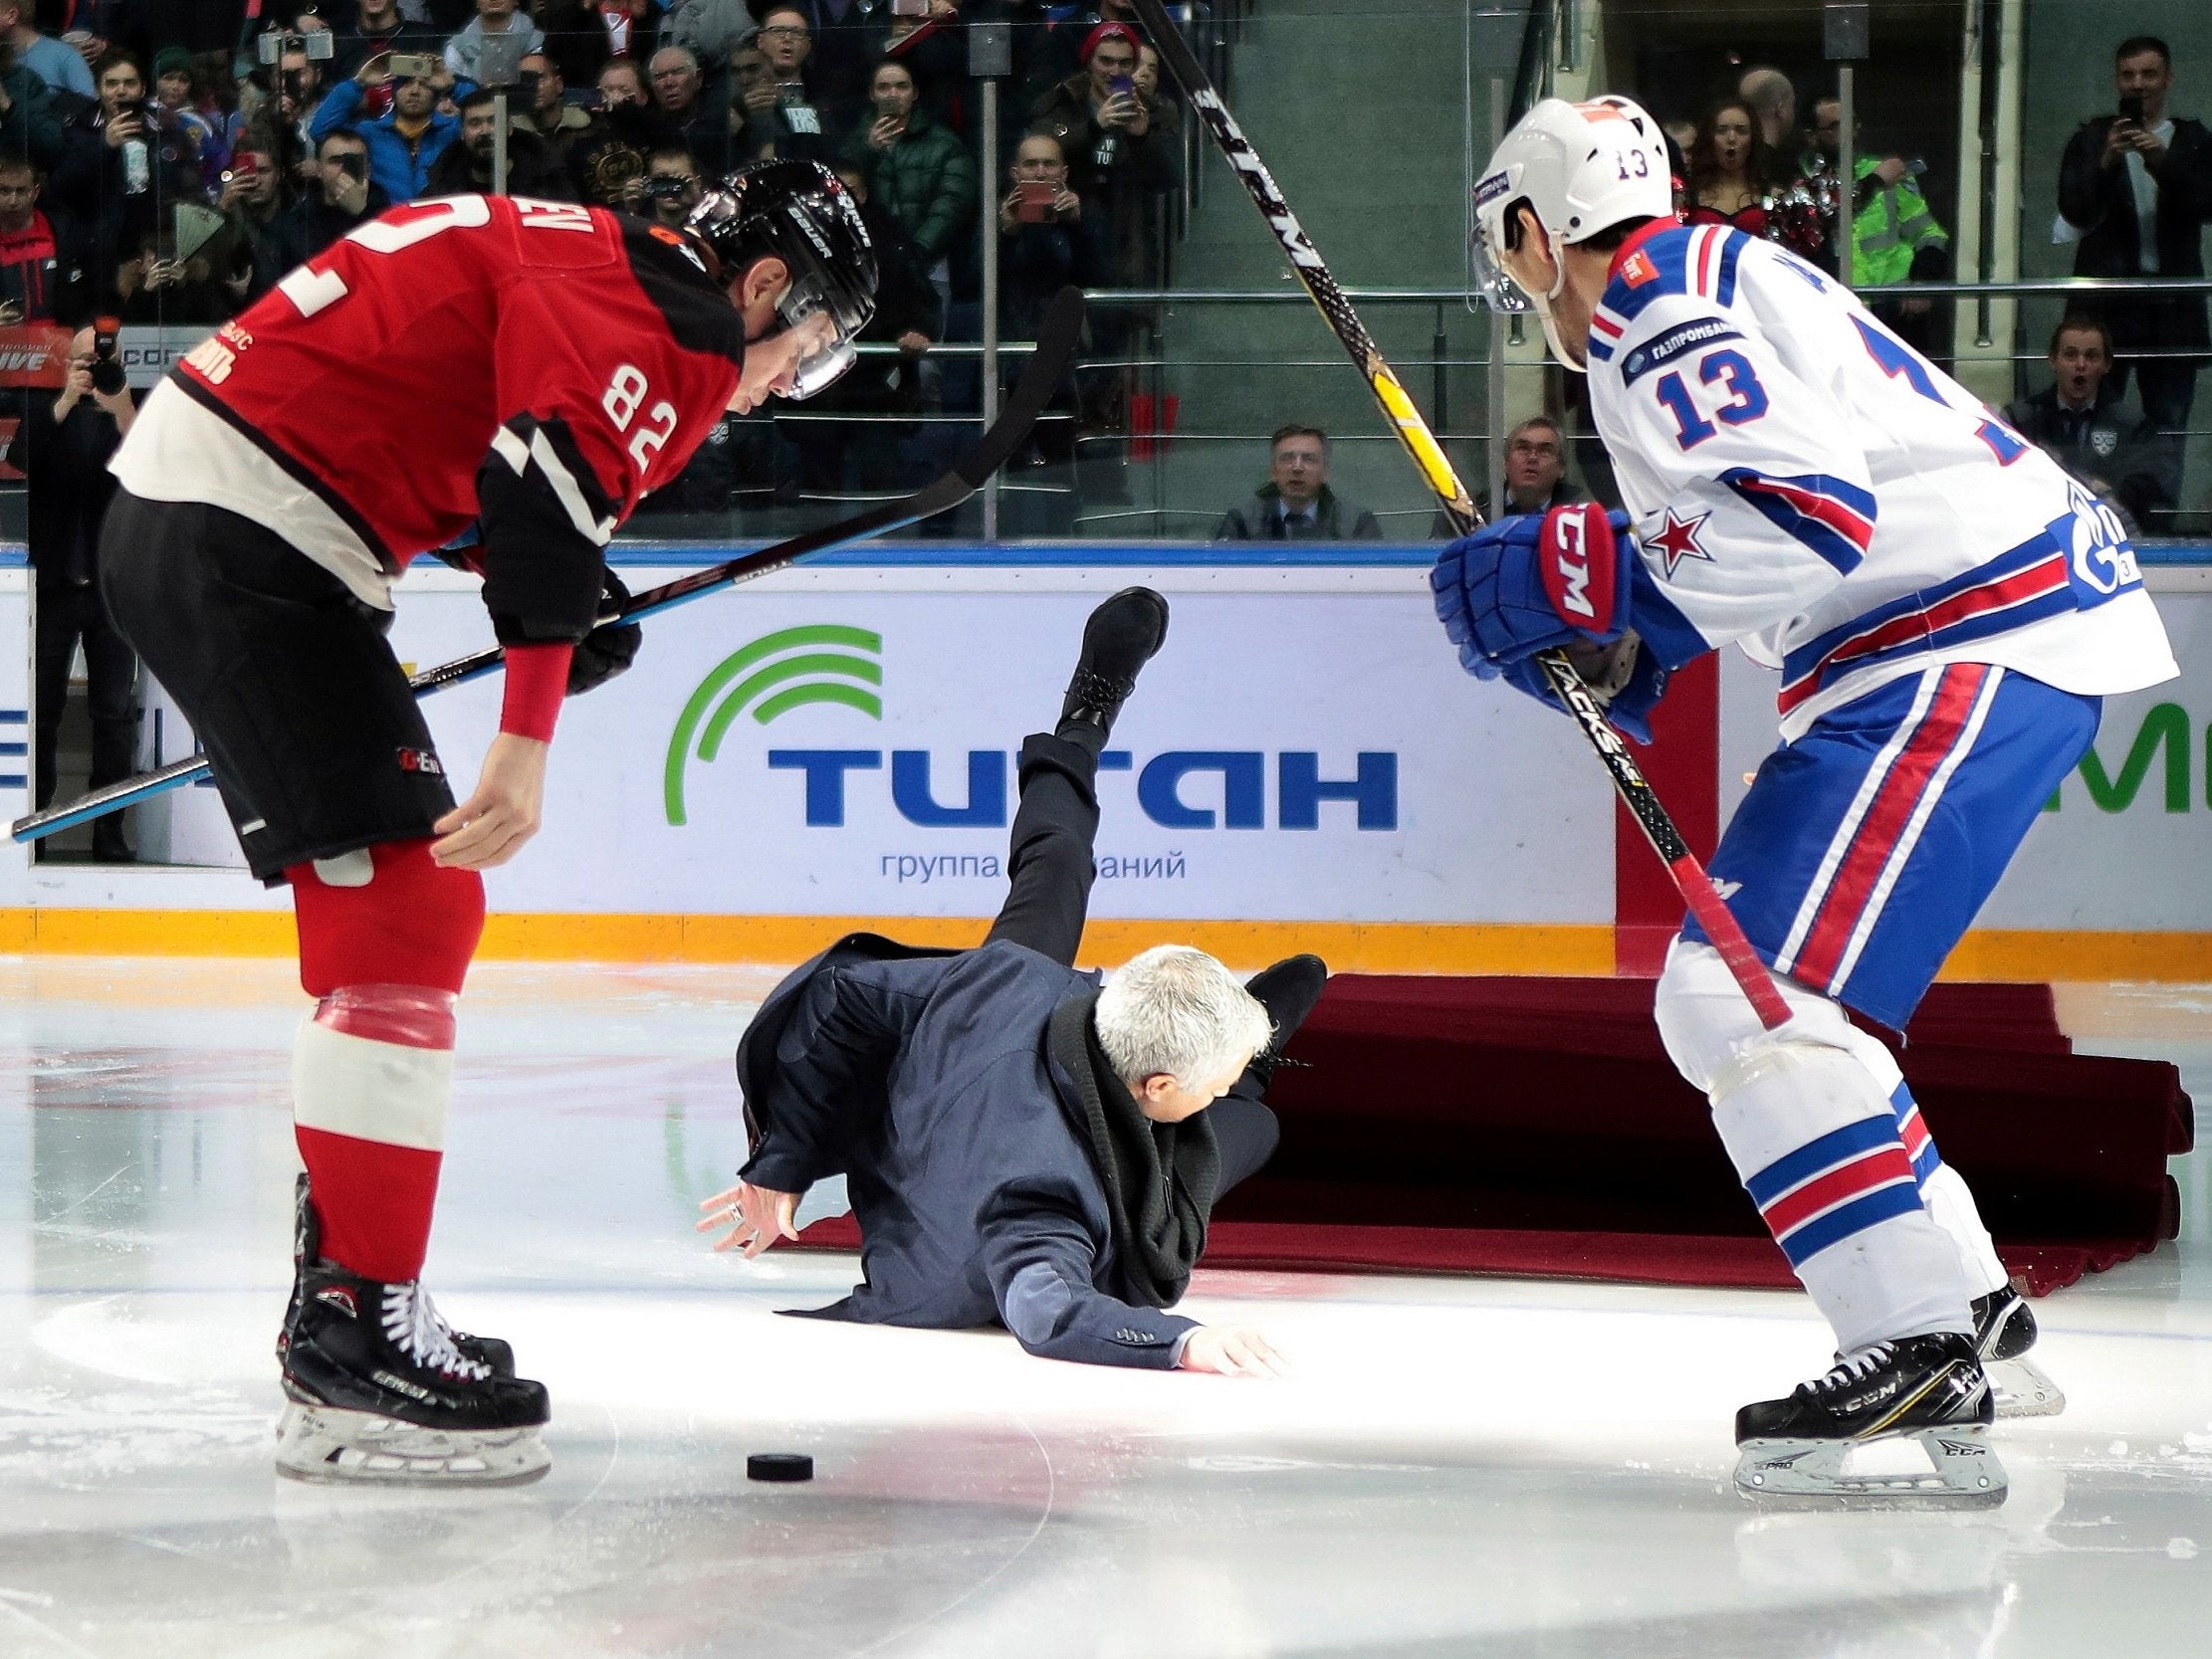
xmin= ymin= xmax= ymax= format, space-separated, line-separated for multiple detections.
xmin=1057 ymin=586 xmax=1171 ymax=743
xmin=1240 ymin=953 xmax=1329 ymax=1088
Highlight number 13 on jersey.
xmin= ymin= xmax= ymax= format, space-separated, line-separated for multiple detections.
xmin=1655 ymin=348 xmax=1770 ymax=450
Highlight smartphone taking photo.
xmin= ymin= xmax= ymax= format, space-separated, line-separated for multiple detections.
xmin=1015 ymin=179 xmax=1054 ymax=223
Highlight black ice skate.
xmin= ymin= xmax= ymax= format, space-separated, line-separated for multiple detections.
xmin=1734 ymin=1332 xmax=2006 ymax=1506
xmin=277 ymin=1259 xmax=551 ymax=1486
xmin=1973 ymin=1284 xmax=2065 ymax=1419
xmin=278 ymin=1173 xmax=516 ymax=1377
xmin=1058 ymin=586 xmax=1171 ymax=743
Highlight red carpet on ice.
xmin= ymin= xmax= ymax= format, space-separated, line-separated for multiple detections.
xmin=794 ymin=977 xmax=2193 ymax=1298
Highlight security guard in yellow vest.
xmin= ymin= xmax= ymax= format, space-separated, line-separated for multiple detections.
xmin=1805 ymin=97 xmax=1951 ymax=357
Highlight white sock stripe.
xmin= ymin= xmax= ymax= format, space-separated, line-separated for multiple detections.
xmin=293 ymin=1017 xmax=453 ymax=1152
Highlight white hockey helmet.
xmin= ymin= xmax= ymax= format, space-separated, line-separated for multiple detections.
xmin=1471 ymin=96 xmax=1672 ymax=367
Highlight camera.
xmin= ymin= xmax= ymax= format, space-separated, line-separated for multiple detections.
xmin=91 ymin=316 xmax=126 ymax=396
xmin=334 ymin=150 xmax=367 ymax=182
xmin=642 ymin=174 xmax=694 ymax=202
xmin=387 ymin=52 xmax=440 ymax=83
xmin=891 ymin=0 xmax=930 ymax=16
xmin=258 ymin=29 xmax=334 ymax=66
xmin=2118 ymin=92 xmax=2146 ymax=124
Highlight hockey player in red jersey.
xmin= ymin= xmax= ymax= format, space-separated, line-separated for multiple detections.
xmin=99 ymin=161 xmax=877 ymax=1485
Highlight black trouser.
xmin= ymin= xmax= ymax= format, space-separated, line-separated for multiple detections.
xmin=34 ymin=579 xmax=138 ymax=813
xmin=983 ymin=731 xmax=1279 ymax=1187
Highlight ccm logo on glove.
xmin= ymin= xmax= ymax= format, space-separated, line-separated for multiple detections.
xmin=1539 ymin=503 xmax=1618 ymax=631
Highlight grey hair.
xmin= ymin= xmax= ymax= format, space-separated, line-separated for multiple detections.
xmin=1094 ymin=944 xmax=1273 ymax=1090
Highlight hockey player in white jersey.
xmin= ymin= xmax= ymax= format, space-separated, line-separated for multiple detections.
xmin=1434 ymin=96 xmax=2178 ymax=1504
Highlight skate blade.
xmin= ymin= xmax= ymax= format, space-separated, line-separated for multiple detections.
xmin=275 ymin=1403 xmax=551 ymax=1488
xmin=1734 ymin=1423 xmax=2007 ymax=1508
xmin=1989 ymin=1356 xmax=2066 ymax=1419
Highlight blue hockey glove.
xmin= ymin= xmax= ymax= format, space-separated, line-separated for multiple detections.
xmin=1431 ymin=503 xmax=1637 ymax=675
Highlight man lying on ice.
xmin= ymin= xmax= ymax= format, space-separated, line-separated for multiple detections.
xmin=698 ymin=588 xmax=1325 ymax=1375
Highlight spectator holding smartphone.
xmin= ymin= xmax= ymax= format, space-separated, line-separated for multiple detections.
xmin=256 ymin=128 xmax=388 ymax=289
xmin=54 ymin=52 xmax=202 ymax=301
xmin=111 ymin=225 xmax=227 ymax=322
xmin=838 ymin=57 xmax=975 ymax=287
xmin=995 ymin=127 xmax=1105 ymax=333
xmin=308 ymin=49 xmax=462 ymax=204
xmin=1028 ymin=20 xmax=1177 ymax=287
xmin=208 ymin=138 xmax=288 ymax=307
xmin=327 ymin=0 xmax=447 ymax=90
xmin=2059 ymin=35 xmax=2212 ymax=435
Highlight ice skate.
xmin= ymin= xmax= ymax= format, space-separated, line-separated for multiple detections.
xmin=1734 ymin=1332 xmax=2006 ymax=1507
xmin=278 ymin=1174 xmax=517 ymax=1377
xmin=277 ymin=1259 xmax=551 ymax=1487
xmin=1973 ymin=1284 xmax=2065 ymax=1419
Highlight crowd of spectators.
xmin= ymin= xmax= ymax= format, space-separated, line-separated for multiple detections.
xmin=2 ymin=13 xmax=2207 ymax=557
xmin=0 ymin=1 xmax=1191 ymax=524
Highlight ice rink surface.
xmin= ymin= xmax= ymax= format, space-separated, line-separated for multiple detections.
xmin=0 ymin=956 xmax=2205 ymax=1659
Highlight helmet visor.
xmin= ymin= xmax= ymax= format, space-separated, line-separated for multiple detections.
xmin=773 ymin=284 xmax=859 ymax=401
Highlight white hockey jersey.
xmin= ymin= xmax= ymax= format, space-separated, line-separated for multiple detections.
xmin=1585 ymin=221 xmax=2177 ymax=739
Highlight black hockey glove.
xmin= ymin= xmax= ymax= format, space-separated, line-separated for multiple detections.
xmin=566 ymin=569 xmax=643 ymax=696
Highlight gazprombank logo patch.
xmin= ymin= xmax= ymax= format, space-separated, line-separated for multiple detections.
xmin=664 ymin=624 xmax=883 ymax=826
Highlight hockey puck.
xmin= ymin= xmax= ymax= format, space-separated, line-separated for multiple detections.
xmin=747 ymin=1453 xmax=813 ymax=1483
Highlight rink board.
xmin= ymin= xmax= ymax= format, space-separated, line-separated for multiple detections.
xmin=5 ymin=547 xmax=2212 ymax=976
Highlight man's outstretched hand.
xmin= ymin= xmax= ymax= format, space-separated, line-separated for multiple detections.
xmin=698 ymin=1180 xmax=801 ymax=1258
xmin=1178 ymin=1324 xmax=1289 ymax=1378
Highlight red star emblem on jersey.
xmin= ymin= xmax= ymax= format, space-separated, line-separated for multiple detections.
xmin=1648 ymin=509 xmax=1712 ymax=577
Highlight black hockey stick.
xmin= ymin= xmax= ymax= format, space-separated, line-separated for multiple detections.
xmin=1131 ymin=0 xmax=1789 ymax=1028
xmin=13 ymin=286 xmax=1087 ymax=845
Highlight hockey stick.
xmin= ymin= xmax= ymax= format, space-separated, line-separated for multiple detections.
xmin=1131 ymin=0 xmax=1789 ymax=1029
xmin=13 ymin=286 xmax=1088 ymax=845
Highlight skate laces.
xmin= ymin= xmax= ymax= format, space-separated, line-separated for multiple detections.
xmin=1806 ymin=1342 xmax=1896 ymax=1398
xmin=381 ymin=1282 xmax=492 ymax=1381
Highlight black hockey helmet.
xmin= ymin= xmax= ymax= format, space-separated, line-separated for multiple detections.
xmin=686 ymin=159 xmax=877 ymax=399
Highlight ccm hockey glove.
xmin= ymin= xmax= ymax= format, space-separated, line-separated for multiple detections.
xmin=1430 ymin=503 xmax=1637 ymax=676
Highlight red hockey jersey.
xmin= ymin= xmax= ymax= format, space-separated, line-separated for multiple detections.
xmin=111 ymin=194 xmax=746 ymax=643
